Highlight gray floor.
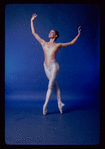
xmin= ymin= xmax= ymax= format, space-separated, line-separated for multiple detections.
xmin=5 ymin=97 xmax=100 ymax=145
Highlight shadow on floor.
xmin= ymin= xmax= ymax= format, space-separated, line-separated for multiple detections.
xmin=63 ymin=99 xmax=99 ymax=114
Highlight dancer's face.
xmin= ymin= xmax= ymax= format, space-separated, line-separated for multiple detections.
xmin=48 ymin=30 xmax=57 ymax=39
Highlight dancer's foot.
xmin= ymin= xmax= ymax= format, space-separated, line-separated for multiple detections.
xmin=58 ymin=102 xmax=65 ymax=114
xmin=43 ymin=105 xmax=47 ymax=115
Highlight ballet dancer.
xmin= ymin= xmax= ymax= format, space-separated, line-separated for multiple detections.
xmin=31 ymin=14 xmax=81 ymax=115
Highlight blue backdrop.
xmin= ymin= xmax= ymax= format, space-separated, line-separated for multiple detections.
xmin=5 ymin=4 xmax=100 ymax=100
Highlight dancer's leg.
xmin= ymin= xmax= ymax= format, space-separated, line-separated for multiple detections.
xmin=43 ymin=88 xmax=52 ymax=115
xmin=43 ymin=62 xmax=59 ymax=115
xmin=43 ymin=73 xmax=57 ymax=114
xmin=43 ymin=64 xmax=51 ymax=115
xmin=54 ymin=82 xmax=65 ymax=114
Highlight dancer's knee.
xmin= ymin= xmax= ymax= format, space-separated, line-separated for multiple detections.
xmin=48 ymin=83 xmax=53 ymax=90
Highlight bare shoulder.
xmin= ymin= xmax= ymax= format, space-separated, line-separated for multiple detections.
xmin=41 ymin=40 xmax=46 ymax=46
xmin=56 ymin=43 xmax=62 ymax=49
xmin=56 ymin=43 xmax=62 ymax=47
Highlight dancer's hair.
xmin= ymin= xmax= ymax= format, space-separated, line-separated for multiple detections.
xmin=53 ymin=30 xmax=59 ymax=41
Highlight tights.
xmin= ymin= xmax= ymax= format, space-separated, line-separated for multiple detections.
xmin=43 ymin=59 xmax=65 ymax=115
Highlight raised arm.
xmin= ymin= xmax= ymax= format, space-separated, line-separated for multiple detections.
xmin=60 ymin=26 xmax=81 ymax=48
xmin=31 ymin=14 xmax=45 ymax=45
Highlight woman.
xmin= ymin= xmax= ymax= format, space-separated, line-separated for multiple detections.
xmin=31 ymin=14 xmax=81 ymax=115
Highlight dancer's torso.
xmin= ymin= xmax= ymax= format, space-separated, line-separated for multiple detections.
xmin=42 ymin=42 xmax=61 ymax=66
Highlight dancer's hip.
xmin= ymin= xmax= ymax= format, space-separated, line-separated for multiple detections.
xmin=43 ymin=59 xmax=59 ymax=72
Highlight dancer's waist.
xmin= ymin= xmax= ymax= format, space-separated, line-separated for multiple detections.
xmin=44 ymin=59 xmax=57 ymax=66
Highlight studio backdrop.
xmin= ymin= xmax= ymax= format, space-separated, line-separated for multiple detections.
xmin=5 ymin=4 xmax=100 ymax=101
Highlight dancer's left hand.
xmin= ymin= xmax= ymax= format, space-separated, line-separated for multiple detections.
xmin=78 ymin=26 xmax=81 ymax=35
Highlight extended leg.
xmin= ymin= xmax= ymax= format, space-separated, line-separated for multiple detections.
xmin=54 ymin=82 xmax=65 ymax=114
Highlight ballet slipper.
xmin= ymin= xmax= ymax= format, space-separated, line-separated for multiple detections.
xmin=58 ymin=102 xmax=65 ymax=114
xmin=43 ymin=105 xmax=47 ymax=115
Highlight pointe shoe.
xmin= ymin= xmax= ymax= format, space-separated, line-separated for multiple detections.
xmin=43 ymin=105 xmax=47 ymax=115
xmin=58 ymin=103 xmax=65 ymax=114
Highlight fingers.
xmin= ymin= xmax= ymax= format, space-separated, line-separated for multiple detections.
xmin=32 ymin=13 xmax=37 ymax=18
xmin=78 ymin=26 xmax=81 ymax=30
xmin=78 ymin=26 xmax=81 ymax=35
xmin=31 ymin=13 xmax=37 ymax=21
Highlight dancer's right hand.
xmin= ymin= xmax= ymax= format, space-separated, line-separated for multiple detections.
xmin=31 ymin=13 xmax=37 ymax=21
